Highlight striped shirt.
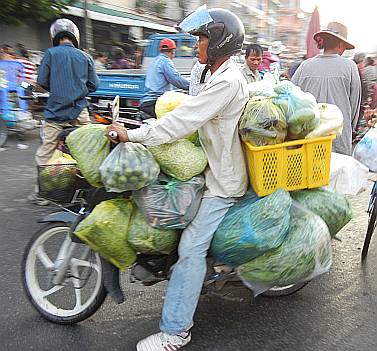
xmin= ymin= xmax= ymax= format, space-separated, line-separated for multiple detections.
xmin=37 ymin=43 xmax=99 ymax=122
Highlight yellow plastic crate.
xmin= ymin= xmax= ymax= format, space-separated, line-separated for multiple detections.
xmin=243 ymin=135 xmax=335 ymax=196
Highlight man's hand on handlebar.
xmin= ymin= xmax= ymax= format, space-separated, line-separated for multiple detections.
xmin=106 ymin=122 xmax=129 ymax=143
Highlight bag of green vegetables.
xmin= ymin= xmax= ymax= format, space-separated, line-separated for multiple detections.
xmin=238 ymin=203 xmax=332 ymax=296
xmin=100 ymin=142 xmax=160 ymax=192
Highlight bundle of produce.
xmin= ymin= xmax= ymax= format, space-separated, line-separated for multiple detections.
xmin=247 ymin=81 xmax=275 ymax=98
xmin=353 ymin=127 xmax=377 ymax=172
xmin=148 ymin=139 xmax=207 ymax=181
xmin=239 ymin=96 xmax=287 ymax=146
xmin=66 ymin=124 xmax=110 ymax=187
xmin=100 ymin=142 xmax=160 ymax=192
xmin=155 ymin=91 xmax=199 ymax=145
xmin=133 ymin=174 xmax=205 ymax=229
xmin=74 ymin=199 xmax=136 ymax=271
xmin=238 ymin=203 xmax=332 ymax=295
xmin=305 ymin=103 xmax=343 ymax=139
xmin=155 ymin=91 xmax=188 ymax=118
xmin=211 ymin=189 xmax=292 ymax=267
xmin=291 ymin=188 xmax=352 ymax=237
xmin=272 ymin=81 xmax=320 ymax=139
xmin=38 ymin=150 xmax=77 ymax=193
xmin=128 ymin=208 xmax=179 ymax=255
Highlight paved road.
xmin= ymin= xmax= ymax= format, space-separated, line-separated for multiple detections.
xmin=1 ymin=130 xmax=377 ymax=351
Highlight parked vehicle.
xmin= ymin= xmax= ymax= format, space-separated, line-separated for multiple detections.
xmin=89 ymin=33 xmax=196 ymax=118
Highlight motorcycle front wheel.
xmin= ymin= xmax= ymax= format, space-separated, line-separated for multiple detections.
xmin=22 ymin=222 xmax=107 ymax=324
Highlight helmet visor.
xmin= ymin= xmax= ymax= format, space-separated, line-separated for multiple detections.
xmin=178 ymin=5 xmax=213 ymax=33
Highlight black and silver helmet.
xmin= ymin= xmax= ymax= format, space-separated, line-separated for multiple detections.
xmin=189 ymin=8 xmax=245 ymax=63
xmin=50 ymin=18 xmax=80 ymax=48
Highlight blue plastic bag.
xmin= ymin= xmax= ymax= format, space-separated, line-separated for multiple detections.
xmin=211 ymin=189 xmax=292 ymax=267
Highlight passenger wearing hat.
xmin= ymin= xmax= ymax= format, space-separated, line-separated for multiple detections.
xmin=140 ymin=38 xmax=190 ymax=118
xmin=292 ymin=22 xmax=361 ymax=156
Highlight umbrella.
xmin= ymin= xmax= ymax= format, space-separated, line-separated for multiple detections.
xmin=306 ymin=6 xmax=320 ymax=58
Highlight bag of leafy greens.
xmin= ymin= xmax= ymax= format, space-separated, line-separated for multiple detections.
xmin=211 ymin=189 xmax=292 ymax=267
xmin=128 ymin=208 xmax=179 ymax=255
xmin=148 ymin=139 xmax=207 ymax=181
xmin=239 ymin=96 xmax=287 ymax=146
xmin=133 ymin=174 xmax=205 ymax=229
xmin=290 ymin=188 xmax=352 ymax=237
xmin=272 ymin=81 xmax=320 ymax=140
xmin=66 ymin=124 xmax=110 ymax=187
xmin=74 ymin=199 xmax=136 ymax=271
xmin=100 ymin=142 xmax=160 ymax=192
xmin=155 ymin=91 xmax=199 ymax=145
xmin=238 ymin=203 xmax=332 ymax=296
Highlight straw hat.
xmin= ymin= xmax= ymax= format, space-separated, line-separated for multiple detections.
xmin=313 ymin=22 xmax=355 ymax=50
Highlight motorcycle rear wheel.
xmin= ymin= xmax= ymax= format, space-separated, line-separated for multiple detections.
xmin=22 ymin=222 xmax=107 ymax=324
xmin=261 ymin=281 xmax=309 ymax=297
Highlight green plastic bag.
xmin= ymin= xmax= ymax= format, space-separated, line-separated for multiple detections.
xmin=128 ymin=208 xmax=179 ymax=255
xmin=211 ymin=189 xmax=291 ymax=267
xmin=66 ymin=124 xmax=110 ymax=187
xmin=148 ymin=139 xmax=207 ymax=181
xmin=239 ymin=97 xmax=287 ymax=146
xmin=272 ymin=81 xmax=320 ymax=140
xmin=290 ymin=188 xmax=352 ymax=237
xmin=238 ymin=204 xmax=332 ymax=295
xmin=75 ymin=199 xmax=136 ymax=271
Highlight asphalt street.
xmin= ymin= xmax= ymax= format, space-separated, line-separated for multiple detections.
xmin=1 ymin=129 xmax=377 ymax=351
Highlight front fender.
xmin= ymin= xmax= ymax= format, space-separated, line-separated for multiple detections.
xmin=38 ymin=211 xmax=79 ymax=225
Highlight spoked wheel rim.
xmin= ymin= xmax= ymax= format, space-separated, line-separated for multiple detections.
xmin=267 ymin=284 xmax=295 ymax=292
xmin=24 ymin=226 xmax=103 ymax=318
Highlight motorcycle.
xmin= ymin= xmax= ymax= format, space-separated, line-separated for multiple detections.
xmin=21 ymin=99 xmax=309 ymax=325
xmin=21 ymin=185 xmax=308 ymax=324
xmin=0 ymin=82 xmax=40 ymax=147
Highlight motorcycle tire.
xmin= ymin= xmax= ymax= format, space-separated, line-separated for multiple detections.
xmin=22 ymin=222 xmax=107 ymax=324
xmin=261 ymin=281 xmax=309 ymax=297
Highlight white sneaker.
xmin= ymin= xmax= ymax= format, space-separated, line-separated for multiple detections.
xmin=136 ymin=331 xmax=191 ymax=351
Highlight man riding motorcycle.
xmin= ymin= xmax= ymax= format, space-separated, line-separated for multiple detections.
xmin=107 ymin=7 xmax=249 ymax=350
xmin=28 ymin=18 xmax=99 ymax=205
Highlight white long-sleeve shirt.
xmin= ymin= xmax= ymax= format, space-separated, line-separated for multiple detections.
xmin=128 ymin=59 xmax=249 ymax=198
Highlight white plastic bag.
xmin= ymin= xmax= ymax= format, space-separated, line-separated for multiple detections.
xmin=247 ymin=81 xmax=275 ymax=98
xmin=305 ymin=103 xmax=343 ymax=139
xmin=100 ymin=142 xmax=160 ymax=192
xmin=323 ymin=152 xmax=368 ymax=195
xmin=353 ymin=128 xmax=377 ymax=172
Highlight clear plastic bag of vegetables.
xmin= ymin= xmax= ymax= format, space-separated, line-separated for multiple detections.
xmin=238 ymin=203 xmax=332 ymax=296
xmin=128 ymin=208 xmax=179 ymax=255
xmin=272 ymin=81 xmax=320 ymax=140
xmin=99 ymin=142 xmax=160 ymax=192
xmin=133 ymin=174 xmax=205 ymax=229
xmin=74 ymin=199 xmax=136 ymax=271
xmin=66 ymin=124 xmax=110 ymax=187
xmin=290 ymin=188 xmax=352 ymax=238
xmin=239 ymin=97 xmax=287 ymax=146
xmin=211 ymin=189 xmax=292 ymax=267
xmin=148 ymin=139 xmax=207 ymax=181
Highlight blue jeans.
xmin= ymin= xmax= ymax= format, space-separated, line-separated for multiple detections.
xmin=160 ymin=196 xmax=236 ymax=335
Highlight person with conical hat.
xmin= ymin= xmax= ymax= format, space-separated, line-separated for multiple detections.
xmin=292 ymin=22 xmax=361 ymax=155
